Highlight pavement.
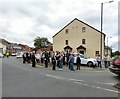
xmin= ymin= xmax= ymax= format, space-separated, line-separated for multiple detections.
xmin=36 ymin=63 xmax=109 ymax=71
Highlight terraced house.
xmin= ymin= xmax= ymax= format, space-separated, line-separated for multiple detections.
xmin=53 ymin=18 xmax=105 ymax=59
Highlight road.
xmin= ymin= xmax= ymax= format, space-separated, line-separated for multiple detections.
xmin=2 ymin=57 xmax=120 ymax=97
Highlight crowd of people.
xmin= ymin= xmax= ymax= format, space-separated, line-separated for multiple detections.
xmin=22 ymin=51 xmax=112 ymax=71
xmin=22 ymin=51 xmax=81 ymax=71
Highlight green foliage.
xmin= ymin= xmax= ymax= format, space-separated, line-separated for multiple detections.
xmin=34 ymin=37 xmax=51 ymax=49
xmin=105 ymin=46 xmax=112 ymax=50
xmin=112 ymin=51 xmax=120 ymax=57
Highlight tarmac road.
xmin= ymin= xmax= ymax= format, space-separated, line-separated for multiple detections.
xmin=2 ymin=57 xmax=120 ymax=97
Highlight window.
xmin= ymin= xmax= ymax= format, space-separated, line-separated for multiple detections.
xmin=65 ymin=29 xmax=69 ymax=34
xmin=95 ymin=51 xmax=99 ymax=56
xmin=82 ymin=39 xmax=85 ymax=44
xmin=65 ymin=40 xmax=68 ymax=45
xmin=82 ymin=27 xmax=86 ymax=32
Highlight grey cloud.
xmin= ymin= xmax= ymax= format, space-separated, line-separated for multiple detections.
xmin=16 ymin=7 xmax=32 ymax=17
xmin=83 ymin=15 xmax=100 ymax=30
xmin=48 ymin=17 xmax=72 ymax=30
xmin=111 ymin=41 xmax=118 ymax=51
xmin=0 ymin=1 xmax=51 ymax=19
xmin=35 ymin=15 xmax=50 ymax=26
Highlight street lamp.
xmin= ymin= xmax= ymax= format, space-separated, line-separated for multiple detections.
xmin=107 ymin=36 xmax=112 ymax=55
xmin=100 ymin=0 xmax=113 ymax=60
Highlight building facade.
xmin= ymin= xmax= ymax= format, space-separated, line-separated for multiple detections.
xmin=10 ymin=43 xmax=22 ymax=55
xmin=39 ymin=44 xmax=53 ymax=51
xmin=10 ymin=43 xmax=32 ymax=55
xmin=53 ymin=18 xmax=105 ymax=59
xmin=0 ymin=39 xmax=11 ymax=54
xmin=0 ymin=42 xmax=6 ymax=54
xmin=19 ymin=44 xmax=32 ymax=52
xmin=0 ymin=39 xmax=33 ymax=55
xmin=105 ymin=46 xmax=112 ymax=57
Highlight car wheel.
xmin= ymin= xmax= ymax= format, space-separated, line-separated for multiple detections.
xmin=87 ymin=62 xmax=93 ymax=67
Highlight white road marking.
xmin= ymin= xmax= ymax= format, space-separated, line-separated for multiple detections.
xmin=46 ymin=74 xmax=66 ymax=80
xmin=74 ymin=81 xmax=120 ymax=93
xmin=45 ymin=74 xmax=119 ymax=93
xmin=69 ymin=79 xmax=83 ymax=82
xmin=93 ymin=71 xmax=105 ymax=72
xmin=105 ymin=83 xmax=115 ymax=85
xmin=95 ymin=82 xmax=115 ymax=85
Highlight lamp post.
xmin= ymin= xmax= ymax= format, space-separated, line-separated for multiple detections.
xmin=100 ymin=0 xmax=113 ymax=61
xmin=107 ymin=36 xmax=112 ymax=55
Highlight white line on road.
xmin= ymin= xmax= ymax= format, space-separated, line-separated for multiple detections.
xmin=46 ymin=74 xmax=66 ymax=80
xmin=69 ymin=79 xmax=83 ymax=82
xmin=95 ymin=81 xmax=115 ymax=85
xmin=45 ymin=74 xmax=119 ymax=94
xmin=74 ymin=82 xmax=120 ymax=93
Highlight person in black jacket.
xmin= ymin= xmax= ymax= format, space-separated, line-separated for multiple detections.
xmin=44 ymin=51 xmax=49 ymax=68
xmin=63 ymin=53 xmax=66 ymax=66
xmin=56 ymin=52 xmax=60 ymax=68
xmin=31 ymin=52 xmax=36 ymax=68
xmin=66 ymin=51 xmax=70 ymax=67
xmin=76 ymin=54 xmax=81 ymax=70
xmin=52 ymin=54 xmax=56 ymax=70
xmin=22 ymin=53 xmax=26 ymax=64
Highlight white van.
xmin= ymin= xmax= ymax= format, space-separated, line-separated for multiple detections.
xmin=74 ymin=54 xmax=97 ymax=67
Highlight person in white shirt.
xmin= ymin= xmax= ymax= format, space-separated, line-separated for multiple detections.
xmin=104 ymin=55 xmax=108 ymax=68
xmin=96 ymin=54 xmax=102 ymax=68
xmin=35 ymin=53 xmax=40 ymax=63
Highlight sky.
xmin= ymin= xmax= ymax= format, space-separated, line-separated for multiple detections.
xmin=0 ymin=0 xmax=119 ymax=51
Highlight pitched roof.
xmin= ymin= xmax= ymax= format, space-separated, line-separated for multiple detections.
xmin=0 ymin=38 xmax=11 ymax=46
xmin=77 ymin=45 xmax=86 ymax=50
xmin=53 ymin=18 xmax=105 ymax=38
xmin=64 ymin=45 xmax=73 ymax=50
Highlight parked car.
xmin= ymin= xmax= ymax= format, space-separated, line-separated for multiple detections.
xmin=11 ymin=52 xmax=16 ymax=56
xmin=0 ymin=53 xmax=4 ymax=58
xmin=74 ymin=53 xmax=97 ymax=67
xmin=109 ymin=56 xmax=120 ymax=76
xmin=16 ymin=52 xmax=23 ymax=58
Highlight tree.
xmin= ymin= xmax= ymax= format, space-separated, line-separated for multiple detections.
xmin=34 ymin=37 xmax=51 ymax=49
xmin=114 ymin=51 xmax=120 ymax=55
xmin=112 ymin=51 xmax=120 ymax=57
xmin=105 ymin=46 xmax=112 ymax=50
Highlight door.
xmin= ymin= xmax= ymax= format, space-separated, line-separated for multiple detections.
xmin=80 ymin=51 xmax=84 ymax=55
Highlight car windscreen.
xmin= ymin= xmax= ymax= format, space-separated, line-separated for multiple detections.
xmin=115 ymin=57 xmax=120 ymax=62
xmin=80 ymin=55 xmax=88 ymax=59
